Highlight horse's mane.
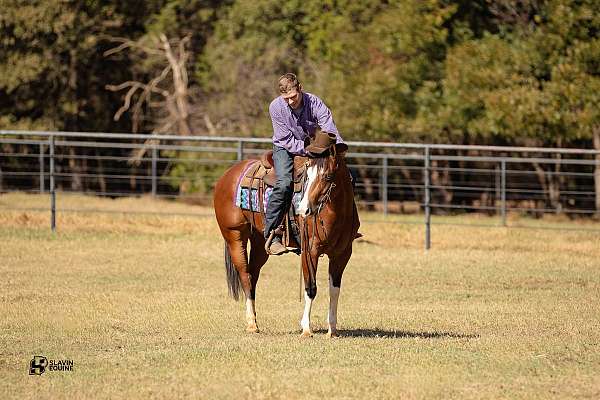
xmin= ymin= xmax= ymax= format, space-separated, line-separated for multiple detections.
xmin=307 ymin=150 xmax=342 ymax=172
xmin=307 ymin=155 xmax=328 ymax=171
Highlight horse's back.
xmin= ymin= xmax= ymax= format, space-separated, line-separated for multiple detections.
xmin=215 ymin=159 xmax=255 ymax=194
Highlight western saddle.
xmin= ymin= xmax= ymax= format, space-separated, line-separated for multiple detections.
xmin=239 ymin=151 xmax=308 ymax=253
xmin=240 ymin=151 xmax=308 ymax=192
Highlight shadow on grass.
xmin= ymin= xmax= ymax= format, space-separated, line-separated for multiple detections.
xmin=314 ymin=328 xmax=479 ymax=339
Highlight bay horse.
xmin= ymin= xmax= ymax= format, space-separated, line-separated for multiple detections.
xmin=213 ymin=141 xmax=360 ymax=337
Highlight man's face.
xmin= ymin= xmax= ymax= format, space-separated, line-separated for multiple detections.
xmin=282 ymin=88 xmax=303 ymax=110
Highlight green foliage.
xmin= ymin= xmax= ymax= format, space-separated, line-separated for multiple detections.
xmin=198 ymin=0 xmax=457 ymax=141
xmin=142 ymin=0 xmax=230 ymax=58
xmin=312 ymin=0 xmax=455 ymax=141
xmin=0 ymin=0 xmax=155 ymax=131
xmin=414 ymin=0 xmax=600 ymax=145
xmin=1 ymin=0 xmax=599 ymax=194
xmin=165 ymin=150 xmax=232 ymax=195
xmin=3 ymin=0 xmax=597 ymax=143
xmin=197 ymin=0 xmax=310 ymax=136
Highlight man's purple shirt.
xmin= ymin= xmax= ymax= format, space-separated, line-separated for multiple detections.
xmin=269 ymin=92 xmax=344 ymax=156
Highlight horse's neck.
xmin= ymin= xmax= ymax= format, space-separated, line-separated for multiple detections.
xmin=334 ymin=158 xmax=350 ymax=186
xmin=328 ymin=160 xmax=353 ymax=208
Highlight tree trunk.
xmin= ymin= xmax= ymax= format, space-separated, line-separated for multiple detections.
xmin=458 ymin=151 xmax=467 ymax=207
xmin=398 ymin=161 xmax=420 ymax=204
xmin=532 ymin=161 xmax=561 ymax=215
xmin=356 ymin=165 xmax=375 ymax=211
xmin=593 ymin=127 xmax=600 ymax=217
xmin=69 ymin=147 xmax=83 ymax=191
xmin=532 ymin=161 xmax=547 ymax=218
xmin=161 ymin=34 xmax=192 ymax=136
xmin=130 ymin=165 xmax=137 ymax=191
xmin=549 ymin=152 xmax=562 ymax=214
xmin=96 ymin=150 xmax=107 ymax=194
xmin=430 ymin=157 xmax=453 ymax=206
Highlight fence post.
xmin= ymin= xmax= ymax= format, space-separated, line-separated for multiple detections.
xmin=151 ymin=143 xmax=157 ymax=197
xmin=501 ymin=159 xmax=507 ymax=226
xmin=49 ymin=135 xmax=56 ymax=232
xmin=424 ymin=146 xmax=431 ymax=250
xmin=381 ymin=156 xmax=388 ymax=216
xmin=237 ymin=141 xmax=244 ymax=161
xmin=39 ymin=143 xmax=45 ymax=193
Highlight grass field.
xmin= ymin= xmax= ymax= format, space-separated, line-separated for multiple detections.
xmin=1 ymin=193 xmax=600 ymax=399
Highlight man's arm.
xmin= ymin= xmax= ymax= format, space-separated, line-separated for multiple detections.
xmin=311 ymin=95 xmax=344 ymax=143
xmin=270 ymin=102 xmax=308 ymax=156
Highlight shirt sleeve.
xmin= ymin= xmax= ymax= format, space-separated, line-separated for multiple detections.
xmin=270 ymin=102 xmax=308 ymax=156
xmin=311 ymin=95 xmax=344 ymax=144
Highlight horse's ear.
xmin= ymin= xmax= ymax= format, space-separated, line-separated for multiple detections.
xmin=335 ymin=143 xmax=348 ymax=155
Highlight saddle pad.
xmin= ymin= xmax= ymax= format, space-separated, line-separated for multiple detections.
xmin=235 ymin=185 xmax=303 ymax=215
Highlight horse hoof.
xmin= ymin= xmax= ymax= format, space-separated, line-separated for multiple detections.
xmin=300 ymin=330 xmax=313 ymax=338
xmin=246 ymin=325 xmax=260 ymax=334
xmin=327 ymin=331 xmax=339 ymax=339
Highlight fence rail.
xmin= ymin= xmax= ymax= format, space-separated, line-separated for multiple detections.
xmin=1 ymin=130 xmax=599 ymax=248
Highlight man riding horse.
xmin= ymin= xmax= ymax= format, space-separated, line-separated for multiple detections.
xmin=264 ymin=73 xmax=345 ymax=255
xmin=213 ymin=74 xmax=360 ymax=335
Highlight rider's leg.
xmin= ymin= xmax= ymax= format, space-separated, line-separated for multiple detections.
xmin=264 ymin=146 xmax=294 ymax=253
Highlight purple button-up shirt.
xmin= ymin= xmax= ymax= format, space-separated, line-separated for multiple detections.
xmin=269 ymin=92 xmax=344 ymax=156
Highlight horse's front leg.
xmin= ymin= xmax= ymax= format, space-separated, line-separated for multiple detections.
xmin=300 ymin=250 xmax=319 ymax=338
xmin=327 ymin=275 xmax=341 ymax=338
xmin=327 ymin=245 xmax=352 ymax=338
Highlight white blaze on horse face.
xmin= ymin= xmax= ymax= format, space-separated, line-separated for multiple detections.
xmin=298 ymin=162 xmax=320 ymax=216
xmin=300 ymin=291 xmax=314 ymax=334
xmin=328 ymin=276 xmax=340 ymax=334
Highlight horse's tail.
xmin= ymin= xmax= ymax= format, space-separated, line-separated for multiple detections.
xmin=224 ymin=242 xmax=242 ymax=301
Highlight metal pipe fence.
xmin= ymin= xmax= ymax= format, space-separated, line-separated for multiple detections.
xmin=1 ymin=130 xmax=600 ymax=247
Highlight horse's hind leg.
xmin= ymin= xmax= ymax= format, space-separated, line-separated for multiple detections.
xmin=224 ymin=228 xmax=260 ymax=333
xmin=327 ymin=245 xmax=353 ymax=338
xmin=249 ymin=232 xmax=268 ymax=282
xmin=247 ymin=232 xmax=269 ymax=324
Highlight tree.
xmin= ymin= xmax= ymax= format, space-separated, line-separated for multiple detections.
xmin=0 ymin=0 xmax=157 ymax=191
xmin=413 ymin=0 xmax=599 ymax=211
xmin=0 ymin=0 xmax=157 ymax=132
xmin=198 ymin=0 xmax=310 ymax=136
xmin=106 ymin=34 xmax=193 ymax=137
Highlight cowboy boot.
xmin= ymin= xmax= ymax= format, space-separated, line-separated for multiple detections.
xmin=268 ymin=235 xmax=288 ymax=255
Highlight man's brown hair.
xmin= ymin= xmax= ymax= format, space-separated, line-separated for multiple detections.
xmin=278 ymin=73 xmax=301 ymax=94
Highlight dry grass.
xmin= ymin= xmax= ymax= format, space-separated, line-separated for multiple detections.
xmin=1 ymin=193 xmax=600 ymax=399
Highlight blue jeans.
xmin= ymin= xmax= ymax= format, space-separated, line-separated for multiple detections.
xmin=264 ymin=146 xmax=294 ymax=239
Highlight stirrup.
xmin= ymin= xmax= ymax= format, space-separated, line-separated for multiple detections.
xmin=265 ymin=230 xmax=287 ymax=255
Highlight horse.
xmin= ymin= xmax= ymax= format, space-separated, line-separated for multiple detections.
xmin=213 ymin=142 xmax=360 ymax=337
